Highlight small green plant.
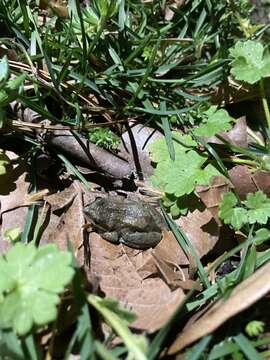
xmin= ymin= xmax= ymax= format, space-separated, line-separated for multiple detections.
xmin=219 ymin=190 xmax=270 ymax=232
xmin=87 ymin=127 xmax=120 ymax=151
xmin=229 ymin=40 xmax=270 ymax=130
xmin=245 ymin=320 xmax=265 ymax=337
xmin=149 ymin=107 xmax=233 ymax=216
xmin=193 ymin=106 xmax=233 ymax=137
xmin=0 ymin=243 xmax=74 ymax=335
xmin=4 ymin=227 xmax=21 ymax=243
xmin=72 ymin=0 xmax=120 ymax=44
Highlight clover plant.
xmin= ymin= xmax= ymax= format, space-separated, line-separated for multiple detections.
xmin=245 ymin=320 xmax=265 ymax=337
xmin=149 ymin=107 xmax=233 ymax=216
xmin=219 ymin=190 xmax=270 ymax=233
xmin=0 ymin=243 xmax=74 ymax=335
xmin=229 ymin=40 xmax=270 ymax=130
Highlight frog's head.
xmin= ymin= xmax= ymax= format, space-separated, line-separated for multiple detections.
xmin=83 ymin=197 xmax=105 ymax=226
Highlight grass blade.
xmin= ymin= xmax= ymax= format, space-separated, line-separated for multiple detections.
xmin=234 ymin=333 xmax=262 ymax=360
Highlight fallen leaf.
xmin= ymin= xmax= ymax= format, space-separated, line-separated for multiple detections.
xmin=176 ymin=209 xmax=220 ymax=260
xmin=44 ymin=186 xmax=77 ymax=210
xmin=196 ymin=176 xmax=233 ymax=221
xmin=153 ymin=231 xmax=189 ymax=265
xmin=0 ymin=155 xmax=30 ymax=253
xmin=151 ymin=252 xmax=202 ymax=291
xmin=42 ymin=182 xmax=88 ymax=260
xmin=167 ymin=260 xmax=270 ymax=354
xmin=86 ymin=233 xmax=186 ymax=332
xmin=229 ymin=165 xmax=270 ymax=199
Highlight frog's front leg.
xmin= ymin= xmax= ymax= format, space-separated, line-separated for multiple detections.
xmin=102 ymin=231 xmax=119 ymax=244
xmin=120 ymin=231 xmax=162 ymax=249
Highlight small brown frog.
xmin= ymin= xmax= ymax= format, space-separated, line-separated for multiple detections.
xmin=84 ymin=196 xmax=166 ymax=249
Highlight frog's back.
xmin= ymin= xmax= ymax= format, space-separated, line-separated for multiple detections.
xmin=119 ymin=198 xmax=165 ymax=232
xmin=89 ymin=196 xmax=165 ymax=232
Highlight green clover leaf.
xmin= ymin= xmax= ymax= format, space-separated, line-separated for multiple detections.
xmin=149 ymin=132 xmax=195 ymax=163
xmin=193 ymin=106 xmax=232 ymax=137
xmin=150 ymin=132 xmax=223 ymax=216
xmin=243 ymin=191 xmax=270 ymax=224
xmin=229 ymin=40 xmax=270 ymax=84
xmin=0 ymin=243 xmax=74 ymax=335
xmin=219 ymin=191 xmax=270 ymax=230
xmin=219 ymin=192 xmax=248 ymax=230
xmin=151 ymin=150 xmax=221 ymax=197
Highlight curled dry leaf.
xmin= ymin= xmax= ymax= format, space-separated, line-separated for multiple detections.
xmin=47 ymin=194 xmax=85 ymax=254
xmin=167 ymin=260 xmax=270 ymax=354
xmin=196 ymin=176 xmax=233 ymax=221
xmin=0 ymin=183 xmax=29 ymax=254
xmin=151 ymin=251 xmax=202 ymax=291
xmin=0 ymin=152 xmax=30 ymax=253
xmin=42 ymin=182 xmax=88 ymax=261
xmin=176 ymin=209 xmax=220 ymax=260
xmin=86 ymin=233 xmax=186 ymax=333
xmin=44 ymin=186 xmax=77 ymax=210
xmin=152 ymin=230 xmax=189 ymax=265
xmin=229 ymin=165 xmax=270 ymax=199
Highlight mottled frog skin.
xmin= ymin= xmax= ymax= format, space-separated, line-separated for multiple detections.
xmin=84 ymin=196 xmax=166 ymax=249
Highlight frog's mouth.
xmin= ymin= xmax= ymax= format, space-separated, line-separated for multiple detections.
xmin=85 ymin=218 xmax=107 ymax=234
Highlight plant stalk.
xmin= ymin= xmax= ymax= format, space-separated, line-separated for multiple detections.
xmin=221 ymin=157 xmax=257 ymax=166
xmin=259 ymin=79 xmax=270 ymax=130
xmin=247 ymin=127 xmax=265 ymax=147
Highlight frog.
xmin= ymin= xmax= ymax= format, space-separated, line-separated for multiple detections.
xmin=83 ymin=196 xmax=166 ymax=249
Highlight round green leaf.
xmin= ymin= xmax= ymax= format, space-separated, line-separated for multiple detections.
xmin=0 ymin=243 xmax=75 ymax=335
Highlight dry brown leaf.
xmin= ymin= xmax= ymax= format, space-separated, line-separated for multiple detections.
xmin=168 ymin=260 xmax=270 ymax=354
xmin=225 ymin=116 xmax=247 ymax=147
xmin=47 ymin=194 xmax=84 ymax=253
xmin=151 ymin=252 xmax=202 ymax=291
xmin=44 ymin=186 xmax=77 ymax=210
xmin=176 ymin=209 xmax=220 ymax=260
xmin=153 ymin=230 xmax=189 ymax=265
xmin=0 ymin=170 xmax=29 ymax=214
xmin=196 ymin=176 xmax=233 ymax=221
xmin=0 ymin=155 xmax=30 ymax=253
xmin=87 ymin=233 xmax=185 ymax=332
xmin=41 ymin=183 xmax=88 ymax=261
xmin=229 ymin=165 xmax=270 ymax=199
